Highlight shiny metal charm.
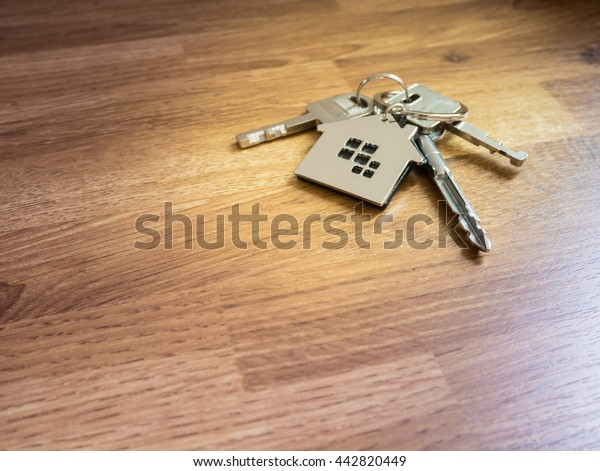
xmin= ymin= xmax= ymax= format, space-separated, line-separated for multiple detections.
xmin=295 ymin=115 xmax=423 ymax=207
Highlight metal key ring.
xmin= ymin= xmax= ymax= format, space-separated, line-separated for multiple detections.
xmin=382 ymin=102 xmax=469 ymax=123
xmin=355 ymin=73 xmax=409 ymax=107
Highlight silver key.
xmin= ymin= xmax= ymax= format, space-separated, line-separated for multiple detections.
xmin=295 ymin=114 xmax=424 ymax=207
xmin=417 ymin=133 xmax=491 ymax=252
xmin=379 ymin=86 xmax=492 ymax=251
xmin=373 ymin=84 xmax=467 ymax=131
xmin=444 ymin=121 xmax=527 ymax=167
xmin=236 ymin=94 xmax=375 ymax=148
xmin=375 ymin=85 xmax=527 ymax=167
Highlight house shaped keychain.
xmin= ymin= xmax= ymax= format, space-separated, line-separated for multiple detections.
xmin=294 ymin=114 xmax=424 ymax=207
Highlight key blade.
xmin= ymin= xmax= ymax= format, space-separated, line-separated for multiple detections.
xmin=436 ymin=172 xmax=492 ymax=252
xmin=417 ymin=134 xmax=491 ymax=252
xmin=446 ymin=121 xmax=528 ymax=167
xmin=434 ymin=171 xmax=491 ymax=251
xmin=236 ymin=113 xmax=316 ymax=148
xmin=236 ymin=94 xmax=375 ymax=148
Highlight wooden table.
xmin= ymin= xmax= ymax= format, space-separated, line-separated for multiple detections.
xmin=1 ymin=0 xmax=599 ymax=450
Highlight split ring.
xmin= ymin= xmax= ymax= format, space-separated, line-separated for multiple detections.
xmin=355 ymin=73 xmax=409 ymax=107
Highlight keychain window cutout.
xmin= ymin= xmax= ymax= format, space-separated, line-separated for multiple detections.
xmin=362 ymin=143 xmax=378 ymax=154
xmin=338 ymin=148 xmax=354 ymax=160
xmin=346 ymin=138 xmax=362 ymax=148
xmin=354 ymin=154 xmax=370 ymax=165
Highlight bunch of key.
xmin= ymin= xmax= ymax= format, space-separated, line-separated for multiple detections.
xmin=236 ymin=73 xmax=527 ymax=252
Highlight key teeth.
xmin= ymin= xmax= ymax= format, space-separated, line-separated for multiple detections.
xmin=466 ymin=226 xmax=492 ymax=252
xmin=265 ymin=125 xmax=287 ymax=140
xmin=237 ymin=131 xmax=266 ymax=148
xmin=457 ymin=214 xmax=491 ymax=252
xmin=511 ymin=151 xmax=528 ymax=167
xmin=237 ymin=123 xmax=293 ymax=147
xmin=470 ymin=232 xmax=492 ymax=252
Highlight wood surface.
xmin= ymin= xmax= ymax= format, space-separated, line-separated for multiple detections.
xmin=1 ymin=0 xmax=600 ymax=450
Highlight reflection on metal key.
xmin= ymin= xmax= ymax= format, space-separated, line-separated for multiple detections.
xmin=236 ymin=94 xmax=375 ymax=148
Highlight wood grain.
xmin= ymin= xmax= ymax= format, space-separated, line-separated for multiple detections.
xmin=1 ymin=0 xmax=600 ymax=450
